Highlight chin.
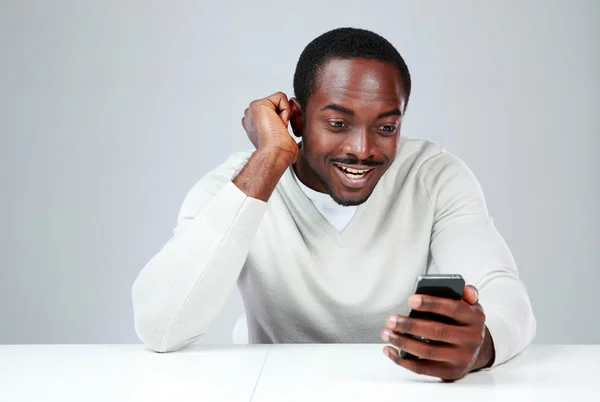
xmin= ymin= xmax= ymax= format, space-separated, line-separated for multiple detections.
xmin=329 ymin=188 xmax=374 ymax=206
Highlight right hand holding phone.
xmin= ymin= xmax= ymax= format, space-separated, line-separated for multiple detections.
xmin=241 ymin=92 xmax=300 ymax=164
xmin=381 ymin=285 xmax=494 ymax=381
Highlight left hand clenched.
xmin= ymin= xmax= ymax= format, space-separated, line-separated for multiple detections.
xmin=381 ymin=285 xmax=494 ymax=381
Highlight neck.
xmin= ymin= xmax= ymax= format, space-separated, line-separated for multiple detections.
xmin=293 ymin=152 xmax=327 ymax=194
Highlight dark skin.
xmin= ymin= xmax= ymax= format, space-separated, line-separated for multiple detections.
xmin=291 ymin=59 xmax=404 ymax=206
xmin=237 ymin=58 xmax=495 ymax=380
xmin=382 ymin=285 xmax=495 ymax=381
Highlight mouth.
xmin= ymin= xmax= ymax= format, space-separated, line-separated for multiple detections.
xmin=332 ymin=163 xmax=377 ymax=189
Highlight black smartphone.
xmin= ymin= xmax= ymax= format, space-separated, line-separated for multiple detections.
xmin=399 ymin=274 xmax=465 ymax=359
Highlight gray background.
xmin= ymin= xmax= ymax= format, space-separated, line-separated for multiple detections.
xmin=1 ymin=0 xmax=598 ymax=345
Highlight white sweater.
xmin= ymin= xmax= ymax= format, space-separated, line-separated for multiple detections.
xmin=132 ymin=137 xmax=536 ymax=367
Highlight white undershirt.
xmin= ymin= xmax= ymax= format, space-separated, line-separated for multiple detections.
xmin=292 ymin=167 xmax=357 ymax=232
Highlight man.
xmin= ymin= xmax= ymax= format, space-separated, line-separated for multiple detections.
xmin=132 ymin=27 xmax=536 ymax=381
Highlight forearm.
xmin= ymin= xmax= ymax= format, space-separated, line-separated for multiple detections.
xmin=132 ymin=182 xmax=267 ymax=352
xmin=477 ymin=274 xmax=536 ymax=367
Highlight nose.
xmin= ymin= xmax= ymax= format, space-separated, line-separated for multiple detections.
xmin=341 ymin=128 xmax=375 ymax=161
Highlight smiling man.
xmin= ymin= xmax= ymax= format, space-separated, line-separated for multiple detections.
xmin=292 ymin=57 xmax=404 ymax=207
xmin=132 ymin=27 xmax=536 ymax=380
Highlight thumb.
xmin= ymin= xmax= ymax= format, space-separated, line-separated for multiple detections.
xmin=463 ymin=285 xmax=479 ymax=305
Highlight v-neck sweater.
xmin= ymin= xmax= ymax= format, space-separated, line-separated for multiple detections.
xmin=132 ymin=137 xmax=536 ymax=368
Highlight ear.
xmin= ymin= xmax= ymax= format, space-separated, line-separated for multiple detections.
xmin=289 ymin=97 xmax=305 ymax=138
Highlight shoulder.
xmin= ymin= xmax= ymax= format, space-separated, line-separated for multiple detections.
xmin=391 ymin=137 xmax=483 ymax=203
xmin=394 ymin=136 xmax=463 ymax=170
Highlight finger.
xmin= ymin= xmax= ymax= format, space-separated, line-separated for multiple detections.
xmin=383 ymin=346 xmax=461 ymax=380
xmin=242 ymin=108 xmax=249 ymax=125
xmin=385 ymin=315 xmax=476 ymax=344
xmin=463 ymin=285 xmax=479 ymax=305
xmin=381 ymin=329 xmax=459 ymax=363
xmin=408 ymin=295 xmax=482 ymax=325
xmin=266 ymin=92 xmax=291 ymax=126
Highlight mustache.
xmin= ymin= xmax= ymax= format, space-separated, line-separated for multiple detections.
xmin=330 ymin=157 xmax=384 ymax=167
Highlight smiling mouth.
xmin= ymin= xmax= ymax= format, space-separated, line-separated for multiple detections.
xmin=333 ymin=163 xmax=375 ymax=179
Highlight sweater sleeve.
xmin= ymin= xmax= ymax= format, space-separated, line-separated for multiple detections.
xmin=131 ymin=152 xmax=267 ymax=352
xmin=422 ymin=151 xmax=536 ymax=367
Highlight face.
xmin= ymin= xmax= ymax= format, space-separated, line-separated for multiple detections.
xmin=291 ymin=58 xmax=406 ymax=206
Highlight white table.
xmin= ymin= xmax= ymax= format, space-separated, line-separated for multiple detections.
xmin=0 ymin=344 xmax=269 ymax=402
xmin=251 ymin=344 xmax=599 ymax=401
xmin=0 ymin=344 xmax=598 ymax=401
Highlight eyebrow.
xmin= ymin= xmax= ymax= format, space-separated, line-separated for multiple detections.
xmin=320 ymin=103 xmax=402 ymax=118
xmin=377 ymin=108 xmax=402 ymax=119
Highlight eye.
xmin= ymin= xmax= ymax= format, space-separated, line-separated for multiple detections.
xmin=378 ymin=125 xmax=398 ymax=135
xmin=328 ymin=121 xmax=347 ymax=130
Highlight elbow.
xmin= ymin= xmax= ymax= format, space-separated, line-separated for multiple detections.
xmin=131 ymin=256 xmax=209 ymax=353
xmin=132 ymin=305 xmax=178 ymax=353
xmin=133 ymin=314 xmax=204 ymax=353
xmin=131 ymin=284 xmax=182 ymax=353
xmin=133 ymin=308 xmax=202 ymax=353
xmin=133 ymin=321 xmax=169 ymax=353
xmin=132 ymin=289 xmax=202 ymax=353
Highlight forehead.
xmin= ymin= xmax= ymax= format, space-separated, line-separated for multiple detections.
xmin=309 ymin=58 xmax=406 ymax=113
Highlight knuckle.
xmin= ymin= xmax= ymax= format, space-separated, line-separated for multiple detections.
xmin=255 ymin=99 xmax=269 ymax=108
xmin=386 ymin=314 xmax=397 ymax=328
xmin=450 ymin=300 xmax=461 ymax=316
xmin=423 ymin=297 xmax=436 ymax=310
xmin=474 ymin=330 xmax=485 ymax=345
xmin=413 ymin=361 xmax=425 ymax=375
xmin=423 ymin=344 xmax=436 ymax=360
xmin=415 ymin=298 xmax=431 ymax=313
xmin=401 ymin=318 xmax=413 ymax=333
xmin=467 ymin=329 xmax=484 ymax=347
xmin=433 ymin=323 xmax=446 ymax=340
xmin=392 ymin=334 xmax=405 ymax=349
xmin=471 ymin=303 xmax=484 ymax=316
xmin=458 ymin=352 xmax=475 ymax=367
xmin=391 ymin=351 xmax=402 ymax=365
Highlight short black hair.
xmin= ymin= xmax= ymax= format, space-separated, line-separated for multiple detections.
xmin=293 ymin=27 xmax=411 ymax=111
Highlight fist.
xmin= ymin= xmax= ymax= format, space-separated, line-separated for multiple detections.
xmin=242 ymin=92 xmax=299 ymax=163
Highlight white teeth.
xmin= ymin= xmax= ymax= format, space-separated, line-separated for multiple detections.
xmin=336 ymin=165 xmax=372 ymax=179
xmin=339 ymin=165 xmax=371 ymax=174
